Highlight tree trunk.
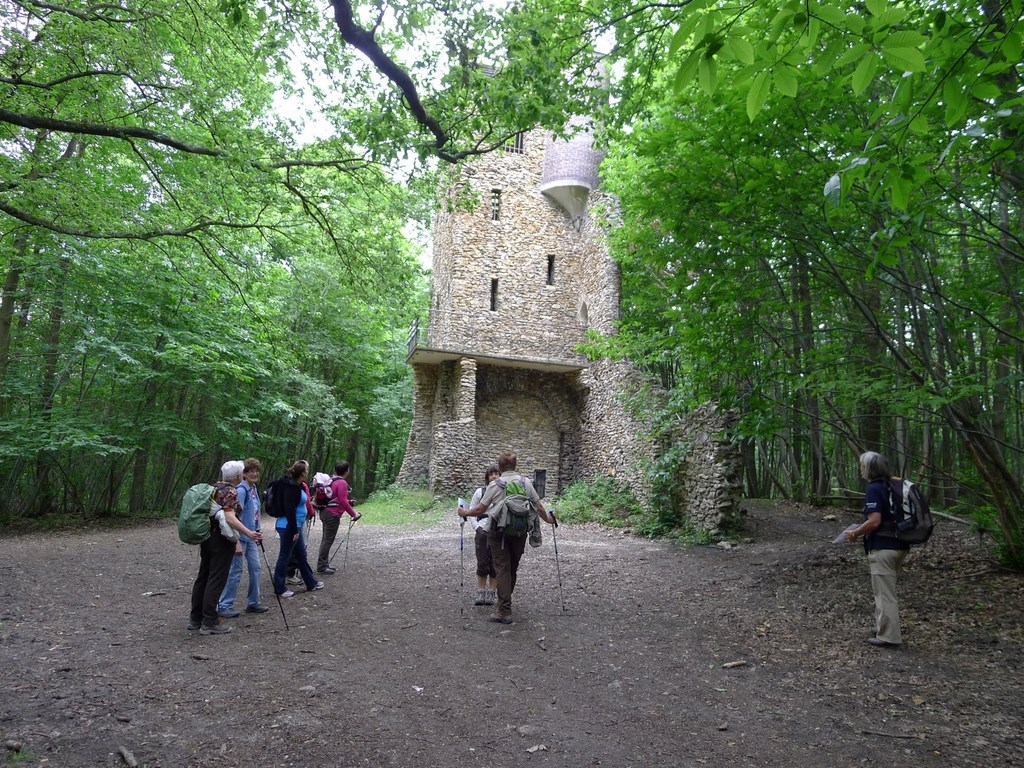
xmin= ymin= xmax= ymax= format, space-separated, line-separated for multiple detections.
xmin=34 ymin=254 xmax=69 ymax=516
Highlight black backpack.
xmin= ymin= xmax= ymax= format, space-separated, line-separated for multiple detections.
xmin=263 ymin=476 xmax=289 ymax=518
xmin=885 ymin=478 xmax=935 ymax=546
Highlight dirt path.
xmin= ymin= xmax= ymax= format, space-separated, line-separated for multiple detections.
xmin=1 ymin=501 xmax=1021 ymax=767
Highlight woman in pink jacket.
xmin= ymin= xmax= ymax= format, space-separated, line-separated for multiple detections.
xmin=316 ymin=461 xmax=360 ymax=574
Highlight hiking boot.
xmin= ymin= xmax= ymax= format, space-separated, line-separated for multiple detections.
xmin=286 ymin=575 xmax=303 ymax=586
xmin=218 ymin=609 xmax=240 ymax=619
xmin=474 ymin=589 xmax=487 ymax=606
xmin=317 ymin=567 xmax=337 ymax=575
xmin=309 ymin=581 xmax=325 ymax=591
xmin=279 ymin=590 xmax=295 ymax=598
xmin=245 ymin=604 xmax=270 ymax=614
xmin=866 ymin=638 xmax=901 ymax=649
xmin=485 ymin=590 xmax=497 ymax=605
xmin=187 ymin=619 xmax=201 ymax=631
xmin=199 ymin=623 xmax=233 ymax=635
xmin=488 ymin=613 xmax=513 ymax=625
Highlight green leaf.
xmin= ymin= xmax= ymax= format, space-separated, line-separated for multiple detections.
xmin=970 ymin=81 xmax=1002 ymax=100
xmin=881 ymin=47 xmax=926 ymax=72
xmin=943 ymin=79 xmax=968 ymax=126
xmin=1001 ymin=31 xmax=1022 ymax=63
xmin=813 ymin=3 xmax=847 ymax=26
xmin=865 ymin=0 xmax=887 ymax=16
xmin=669 ymin=15 xmax=702 ymax=57
xmin=909 ymin=115 xmax=930 ymax=134
xmin=698 ymin=56 xmax=718 ymax=95
xmin=747 ymin=71 xmax=771 ymax=120
xmin=726 ymin=36 xmax=755 ymax=65
xmin=836 ymin=42 xmax=871 ymax=68
xmin=673 ymin=51 xmax=702 ymax=94
xmin=824 ymin=173 xmax=842 ymax=206
xmin=884 ymin=30 xmax=928 ymax=48
xmin=852 ymin=52 xmax=880 ymax=95
xmin=773 ymin=66 xmax=798 ymax=97
xmin=890 ymin=174 xmax=911 ymax=210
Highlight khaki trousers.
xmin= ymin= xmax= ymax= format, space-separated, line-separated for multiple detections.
xmin=868 ymin=548 xmax=908 ymax=644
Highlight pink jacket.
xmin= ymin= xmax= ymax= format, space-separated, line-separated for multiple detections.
xmin=327 ymin=476 xmax=356 ymax=518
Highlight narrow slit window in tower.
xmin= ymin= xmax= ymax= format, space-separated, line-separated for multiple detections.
xmin=490 ymin=189 xmax=501 ymax=221
xmin=506 ymin=132 xmax=525 ymax=154
xmin=490 ymin=278 xmax=499 ymax=311
xmin=546 ymin=255 xmax=555 ymax=285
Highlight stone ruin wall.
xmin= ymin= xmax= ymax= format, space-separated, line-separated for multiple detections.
xmin=575 ymin=358 xmax=659 ymax=509
xmin=473 ymin=365 xmax=582 ymax=496
xmin=670 ymin=402 xmax=744 ymax=534
xmin=395 ymin=365 xmax=437 ymax=488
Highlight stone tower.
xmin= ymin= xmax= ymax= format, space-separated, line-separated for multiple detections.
xmin=398 ymin=125 xmax=655 ymax=501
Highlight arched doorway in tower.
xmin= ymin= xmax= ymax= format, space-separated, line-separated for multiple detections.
xmin=475 ymin=391 xmax=560 ymax=494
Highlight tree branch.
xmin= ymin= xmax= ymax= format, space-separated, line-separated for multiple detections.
xmin=0 ymin=70 xmax=170 ymax=92
xmin=0 ymin=108 xmax=369 ymax=171
xmin=0 ymin=199 xmax=264 ymax=241
xmin=328 ymin=0 xmax=518 ymax=163
xmin=0 ymin=108 xmax=221 ymax=157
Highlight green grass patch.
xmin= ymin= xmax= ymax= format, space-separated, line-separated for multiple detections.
xmin=357 ymin=486 xmax=448 ymax=528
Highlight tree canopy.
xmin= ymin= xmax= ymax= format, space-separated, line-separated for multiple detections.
xmin=2 ymin=0 xmax=1021 ymax=562
xmin=0 ymin=0 xmax=427 ymax=518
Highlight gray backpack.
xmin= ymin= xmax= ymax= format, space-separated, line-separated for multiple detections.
xmin=489 ymin=476 xmax=536 ymax=537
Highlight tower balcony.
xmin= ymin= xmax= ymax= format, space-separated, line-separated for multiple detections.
xmin=406 ymin=309 xmax=589 ymax=373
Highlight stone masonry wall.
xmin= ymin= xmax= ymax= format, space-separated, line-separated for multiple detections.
xmin=396 ymin=365 xmax=438 ymax=487
xmin=671 ymin=402 xmax=743 ymax=534
xmin=423 ymin=128 xmax=609 ymax=363
xmin=576 ymin=358 xmax=658 ymax=508
xmin=473 ymin=364 xmax=581 ymax=497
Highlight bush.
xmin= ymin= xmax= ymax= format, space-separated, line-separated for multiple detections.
xmin=957 ymin=502 xmax=1024 ymax=571
xmin=551 ymin=477 xmax=642 ymax=528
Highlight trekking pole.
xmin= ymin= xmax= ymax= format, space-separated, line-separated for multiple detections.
xmin=341 ymin=516 xmax=356 ymax=573
xmin=459 ymin=518 xmax=466 ymax=617
xmin=257 ymin=539 xmax=290 ymax=631
xmin=327 ymin=516 xmax=356 ymax=569
xmin=550 ymin=510 xmax=566 ymax=613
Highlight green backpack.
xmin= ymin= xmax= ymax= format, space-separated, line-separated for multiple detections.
xmin=179 ymin=483 xmax=216 ymax=544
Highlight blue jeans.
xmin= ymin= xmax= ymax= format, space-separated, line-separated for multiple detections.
xmin=274 ymin=530 xmax=317 ymax=594
xmin=217 ymin=536 xmax=262 ymax=612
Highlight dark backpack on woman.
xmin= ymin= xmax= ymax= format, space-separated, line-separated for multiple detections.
xmin=885 ymin=478 xmax=935 ymax=546
xmin=263 ymin=476 xmax=290 ymax=518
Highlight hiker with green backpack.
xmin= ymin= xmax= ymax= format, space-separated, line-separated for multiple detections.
xmin=187 ymin=460 xmax=263 ymax=636
xmin=460 ymin=450 xmax=555 ymax=625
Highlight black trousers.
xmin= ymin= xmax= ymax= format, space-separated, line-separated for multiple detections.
xmin=190 ymin=527 xmax=235 ymax=626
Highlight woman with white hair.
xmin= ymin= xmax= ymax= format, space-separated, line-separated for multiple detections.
xmin=189 ymin=460 xmax=263 ymax=636
xmin=845 ymin=451 xmax=910 ymax=648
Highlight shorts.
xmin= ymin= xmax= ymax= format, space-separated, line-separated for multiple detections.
xmin=475 ymin=528 xmax=496 ymax=579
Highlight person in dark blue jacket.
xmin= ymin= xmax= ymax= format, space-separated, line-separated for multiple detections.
xmin=271 ymin=460 xmax=324 ymax=598
xmin=845 ymin=451 xmax=910 ymax=648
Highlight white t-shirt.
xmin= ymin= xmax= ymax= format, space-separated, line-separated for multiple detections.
xmin=469 ymin=485 xmax=491 ymax=532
